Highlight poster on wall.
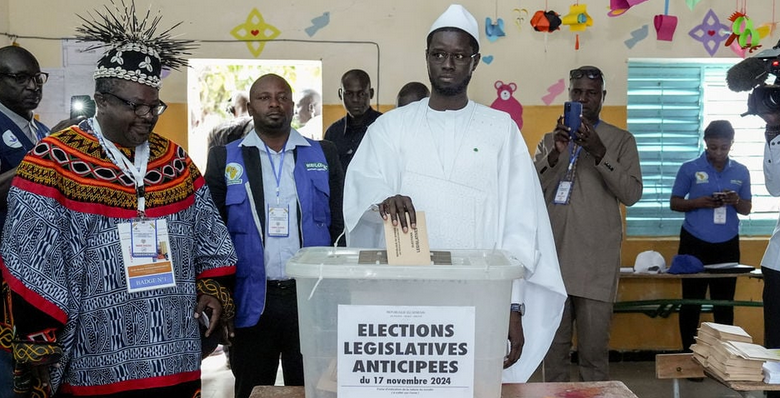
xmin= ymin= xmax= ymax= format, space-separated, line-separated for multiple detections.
xmin=337 ymin=305 xmax=475 ymax=398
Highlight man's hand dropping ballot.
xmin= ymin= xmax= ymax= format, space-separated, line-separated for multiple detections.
xmin=383 ymin=210 xmax=432 ymax=265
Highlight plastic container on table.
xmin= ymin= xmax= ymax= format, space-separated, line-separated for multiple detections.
xmin=286 ymin=247 xmax=523 ymax=398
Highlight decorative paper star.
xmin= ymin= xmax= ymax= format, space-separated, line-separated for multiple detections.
xmin=688 ymin=9 xmax=729 ymax=57
xmin=231 ymin=8 xmax=281 ymax=58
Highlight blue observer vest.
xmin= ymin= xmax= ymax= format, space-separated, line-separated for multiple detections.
xmin=0 ymin=111 xmax=50 ymax=232
xmin=224 ymin=139 xmax=332 ymax=328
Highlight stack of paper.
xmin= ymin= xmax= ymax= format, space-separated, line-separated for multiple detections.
xmin=690 ymin=343 xmax=711 ymax=367
xmin=697 ymin=322 xmax=753 ymax=345
xmin=691 ymin=323 xmax=780 ymax=382
xmin=764 ymin=361 xmax=780 ymax=384
xmin=707 ymin=341 xmax=766 ymax=382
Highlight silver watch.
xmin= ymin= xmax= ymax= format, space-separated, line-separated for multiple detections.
xmin=510 ymin=303 xmax=525 ymax=316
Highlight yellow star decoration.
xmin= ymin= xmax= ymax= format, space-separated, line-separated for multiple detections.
xmin=231 ymin=8 xmax=281 ymax=57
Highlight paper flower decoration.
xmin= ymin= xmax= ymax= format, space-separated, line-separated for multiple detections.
xmin=654 ymin=15 xmax=678 ymax=41
xmin=530 ymin=10 xmax=561 ymax=33
xmin=486 ymin=17 xmax=506 ymax=42
xmin=561 ymin=4 xmax=593 ymax=31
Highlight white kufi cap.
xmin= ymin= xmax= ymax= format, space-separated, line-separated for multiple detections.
xmin=428 ymin=4 xmax=480 ymax=49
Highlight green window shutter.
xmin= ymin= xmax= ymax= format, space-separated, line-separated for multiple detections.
xmin=626 ymin=63 xmax=703 ymax=236
xmin=626 ymin=60 xmax=778 ymax=237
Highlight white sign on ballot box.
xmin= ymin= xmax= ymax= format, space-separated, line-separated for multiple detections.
xmin=337 ymin=305 xmax=476 ymax=398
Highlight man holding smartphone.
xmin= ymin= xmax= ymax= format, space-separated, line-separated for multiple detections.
xmin=534 ymin=65 xmax=643 ymax=382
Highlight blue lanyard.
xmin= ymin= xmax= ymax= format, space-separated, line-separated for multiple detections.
xmin=263 ymin=141 xmax=288 ymax=204
xmin=567 ymin=144 xmax=582 ymax=175
xmin=565 ymin=119 xmax=601 ymax=179
xmin=30 ymin=121 xmax=45 ymax=141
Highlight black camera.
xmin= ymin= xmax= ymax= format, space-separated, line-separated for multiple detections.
xmin=727 ymin=40 xmax=780 ymax=116
xmin=745 ymin=85 xmax=780 ymax=116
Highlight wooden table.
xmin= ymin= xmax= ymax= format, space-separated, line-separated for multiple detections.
xmin=660 ymin=353 xmax=780 ymax=395
xmin=250 ymin=381 xmax=639 ymax=397
xmin=703 ymin=368 xmax=780 ymax=392
xmin=615 ymin=269 xmax=762 ymax=318
xmin=502 ymin=381 xmax=638 ymax=397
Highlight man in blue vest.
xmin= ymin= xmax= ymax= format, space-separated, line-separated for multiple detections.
xmin=0 ymin=47 xmax=70 ymax=227
xmin=0 ymin=45 xmax=80 ymax=398
xmin=205 ymin=73 xmax=344 ymax=398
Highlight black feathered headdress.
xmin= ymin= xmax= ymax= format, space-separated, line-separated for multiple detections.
xmin=74 ymin=0 xmax=196 ymax=89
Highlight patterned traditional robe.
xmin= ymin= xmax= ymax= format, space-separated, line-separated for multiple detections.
xmin=1 ymin=121 xmax=236 ymax=397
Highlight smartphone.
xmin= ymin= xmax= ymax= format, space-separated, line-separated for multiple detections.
xmin=70 ymin=95 xmax=96 ymax=119
xmin=564 ymin=101 xmax=582 ymax=138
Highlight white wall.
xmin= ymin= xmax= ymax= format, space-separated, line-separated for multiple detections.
xmin=4 ymin=0 xmax=775 ymax=106
xmin=0 ymin=0 xmax=10 ymax=47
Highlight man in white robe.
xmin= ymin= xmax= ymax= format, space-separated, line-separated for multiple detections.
xmin=343 ymin=4 xmax=567 ymax=382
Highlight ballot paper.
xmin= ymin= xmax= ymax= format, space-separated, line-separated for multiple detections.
xmin=764 ymin=361 xmax=780 ymax=384
xmin=383 ymin=211 xmax=432 ymax=265
xmin=692 ymin=323 xmax=780 ymax=382
xmin=698 ymin=322 xmax=752 ymax=344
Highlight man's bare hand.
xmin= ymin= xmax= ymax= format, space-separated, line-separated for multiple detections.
xmin=504 ymin=311 xmax=524 ymax=369
xmin=547 ymin=117 xmax=570 ymax=167
xmin=571 ymin=120 xmax=607 ymax=163
xmin=195 ymin=294 xmax=223 ymax=338
xmin=378 ymin=195 xmax=416 ymax=232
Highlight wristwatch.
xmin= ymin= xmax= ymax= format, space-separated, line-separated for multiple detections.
xmin=510 ymin=303 xmax=525 ymax=316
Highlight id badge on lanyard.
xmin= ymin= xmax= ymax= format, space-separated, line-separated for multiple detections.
xmin=118 ymin=218 xmax=176 ymax=293
xmin=130 ymin=218 xmax=158 ymax=257
xmin=714 ymin=206 xmax=727 ymax=224
xmin=554 ymin=144 xmax=582 ymax=205
xmin=268 ymin=204 xmax=290 ymax=237
xmin=554 ymin=181 xmax=573 ymax=204
xmin=264 ymin=141 xmax=291 ymax=237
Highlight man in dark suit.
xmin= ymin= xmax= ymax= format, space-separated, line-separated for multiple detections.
xmin=204 ymin=73 xmax=344 ymax=398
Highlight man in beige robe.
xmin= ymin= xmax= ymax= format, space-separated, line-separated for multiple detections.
xmin=534 ymin=66 xmax=643 ymax=382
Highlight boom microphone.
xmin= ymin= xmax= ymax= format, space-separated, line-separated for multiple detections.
xmin=726 ymin=57 xmax=768 ymax=92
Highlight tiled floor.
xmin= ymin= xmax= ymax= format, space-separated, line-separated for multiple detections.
xmin=201 ymin=350 xmax=234 ymax=398
xmin=201 ymin=352 xmax=765 ymax=398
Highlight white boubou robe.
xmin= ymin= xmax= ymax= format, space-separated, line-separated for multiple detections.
xmin=343 ymin=98 xmax=567 ymax=382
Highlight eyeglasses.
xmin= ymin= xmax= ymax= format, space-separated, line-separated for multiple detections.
xmin=99 ymin=92 xmax=167 ymax=117
xmin=427 ymin=51 xmax=478 ymax=65
xmin=569 ymin=69 xmax=604 ymax=80
xmin=0 ymin=72 xmax=49 ymax=86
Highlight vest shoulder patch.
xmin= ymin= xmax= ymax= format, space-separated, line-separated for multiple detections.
xmin=225 ymin=162 xmax=244 ymax=185
xmin=2 ymin=130 xmax=22 ymax=149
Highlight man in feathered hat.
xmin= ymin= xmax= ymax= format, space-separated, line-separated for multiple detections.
xmin=1 ymin=2 xmax=237 ymax=396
